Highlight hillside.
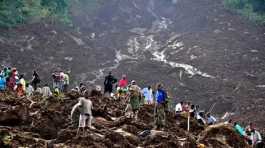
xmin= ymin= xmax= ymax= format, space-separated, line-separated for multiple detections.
xmin=0 ymin=0 xmax=265 ymax=132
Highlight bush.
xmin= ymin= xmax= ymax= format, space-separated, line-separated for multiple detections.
xmin=0 ymin=0 xmax=70 ymax=28
xmin=224 ymin=0 xmax=265 ymax=24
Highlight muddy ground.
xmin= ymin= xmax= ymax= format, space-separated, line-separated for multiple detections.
xmin=0 ymin=91 xmax=251 ymax=147
xmin=0 ymin=0 xmax=264 ymax=133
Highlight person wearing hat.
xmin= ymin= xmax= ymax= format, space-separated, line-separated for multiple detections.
xmin=128 ymin=80 xmax=141 ymax=120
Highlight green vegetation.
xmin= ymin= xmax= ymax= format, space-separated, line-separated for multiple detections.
xmin=224 ymin=0 xmax=265 ymax=24
xmin=0 ymin=0 xmax=70 ymax=27
xmin=0 ymin=0 xmax=104 ymax=28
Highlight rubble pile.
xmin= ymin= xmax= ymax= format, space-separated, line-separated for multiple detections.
xmin=0 ymin=91 xmax=250 ymax=147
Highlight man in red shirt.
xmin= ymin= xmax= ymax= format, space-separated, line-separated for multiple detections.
xmin=118 ymin=74 xmax=128 ymax=88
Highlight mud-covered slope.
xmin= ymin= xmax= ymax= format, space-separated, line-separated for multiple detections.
xmin=0 ymin=0 xmax=265 ymax=129
xmin=0 ymin=92 xmax=250 ymax=148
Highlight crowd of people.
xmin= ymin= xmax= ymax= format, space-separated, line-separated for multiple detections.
xmin=0 ymin=67 xmax=40 ymax=97
xmin=0 ymin=67 xmax=263 ymax=147
xmin=0 ymin=66 xmax=69 ymax=98
xmin=101 ymin=72 xmax=263 ymax=147
xmin=174 ymin=101 xmax=263 ymax=147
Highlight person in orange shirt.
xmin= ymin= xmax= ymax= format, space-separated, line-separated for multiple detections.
xmin=16 ymin=83 xmax=25 ymax=97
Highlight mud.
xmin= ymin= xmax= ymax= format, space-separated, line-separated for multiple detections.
xmin=0 ymin=91 xmax=255 ymax=147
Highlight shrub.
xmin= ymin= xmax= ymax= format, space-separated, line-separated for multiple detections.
xmin=224 ymin=0 xmax=265 ymax=24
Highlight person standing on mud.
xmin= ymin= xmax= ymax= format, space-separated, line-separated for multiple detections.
xmin=142 ymin=86 xmax=154 ymax=105
xmin=128 ymin=80 xmax=142 ymax=120
xmin=104 ymin=72 xmax=117 ymax=96
xmin=0 ymin=74 xmax=6 ymax=91
xmin=19 ymin=74 xmax=26 ymax=91
xmin=7 ymin=69 xmax=17 ymax=91
xmin=71 ymin=96 xmax=93 ymax=136
xmin=31 ymin=70 xmax=40 ymax=90
xmin=42 ymin=84 xmax=52 ymax=98
xmin=2 ymin=67 xmax=10 ymax=79
xmin=26 ymin=83 xmax=34 ymax=97
xmin=63 ymin=72 xmax=70 ymax=93
xmin=16 ymin=83 xmax=25 ymax=97
xmin=58 ymin=71 xmax=65 ymax=92
xmin=118 ymin=74 xmax=128 ymax=89
xmin=154 ymin=83 xmax=167 ymax=129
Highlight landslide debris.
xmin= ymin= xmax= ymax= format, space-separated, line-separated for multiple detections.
xmin=0 ymin=91 xmax=250 ymax=147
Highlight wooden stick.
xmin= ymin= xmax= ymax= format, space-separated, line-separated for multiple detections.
xmin=187 ymin=112 xmax=190 ymax=132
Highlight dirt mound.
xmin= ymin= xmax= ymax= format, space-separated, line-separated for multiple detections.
xmin=0 ymin=91 xmax=256 ymax=147
xmin=0 ymin=127 xmax=46 ymax=147
xmin=198 ymin=124 xmax=250 ymax=148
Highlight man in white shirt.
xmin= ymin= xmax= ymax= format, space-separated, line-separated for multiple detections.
xmin=247 ymin=124 xmax=263 ymax=148
xmin=71 ymin=97 xmax=93 ymax=136
xmin=26 ymin=83 xmax=34 ymax=97
xmin=252 ymin=130 xmax=263 ymax=147
xmin=197 ymin=112 xmax=206 ymax=125
xmin=142 ymin=86 xmax=154 ymax=104
xmin=175 ymin=101 xmax=183 ymax=113
xmin=42 ymin=84 xmax=52 ymax=98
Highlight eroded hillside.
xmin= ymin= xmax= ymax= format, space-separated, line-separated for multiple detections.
xmin=0 ymin=0 xmax=265 ymax=130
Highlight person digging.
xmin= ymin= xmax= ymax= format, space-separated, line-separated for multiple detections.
xmin=71 ymin=96 xmax=93 ymax=136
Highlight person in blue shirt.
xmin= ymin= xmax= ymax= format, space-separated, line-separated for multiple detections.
xmin=154 ymin=83 xmax=167 ymax=129
xmin=0 ymin=74 xmax=6 ymax=91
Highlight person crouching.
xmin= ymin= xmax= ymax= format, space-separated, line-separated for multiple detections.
xmin=71 ymin=96 xmax=93 ymax=136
